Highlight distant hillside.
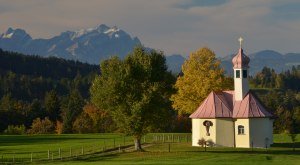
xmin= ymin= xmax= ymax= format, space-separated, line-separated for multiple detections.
xmin=0 ymin=49 xmax=99 ymax=80
xmin=221 ymin=50 xmax=300 ymax=75
xmin=0 ymin=49 xmax=98 ymax=101
xmin=165 ymin=54 xmax=185 ymax=73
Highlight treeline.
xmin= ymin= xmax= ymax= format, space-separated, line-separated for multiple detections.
xmin=250 ymin=66 xmax=300 ymax=133
xmin=0 ymin=49 xmax=102 ymax=133
xmin=0 ymin=48 xmax=299 ymax=135
xmin=250 ymin=66 xmax=300 ymax=90
xmin=0 ymin=49 xmax=187 ymax=134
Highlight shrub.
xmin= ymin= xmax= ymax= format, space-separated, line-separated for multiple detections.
xmin=4 ymin=125 xmax=26 ymax=135
xmin=73 ymin=112 xmax=94 ymax=133
xmin=198 ymin=138 xmax=206 ymax=147
xmin=28 ymin=117 xmax=55 ymax=134
xmin=55 ymin=120 xmax=63 ymax=134
xmin=83 ymin=104 xmax=116 ymax=133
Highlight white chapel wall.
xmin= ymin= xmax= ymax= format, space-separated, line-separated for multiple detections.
xmin=192 ymin=119 xmax=216 ymax=146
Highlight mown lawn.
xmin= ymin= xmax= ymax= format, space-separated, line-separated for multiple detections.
xmin=0 ymin=133 xmax=299 ymax=164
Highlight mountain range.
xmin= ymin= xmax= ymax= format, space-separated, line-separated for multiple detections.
xmin=0 ymin=24 xmax=141 ymax=64
xmin=221 ymin=50 xmax=300 ymax=75
xmin=1 ymin=24 xmax=300 ymax=75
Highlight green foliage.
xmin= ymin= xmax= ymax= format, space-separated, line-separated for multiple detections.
xmin=91 ymin=47 xmax=175 ymax=150
xmin=44 ymin=90 xmax=60 ymax=121
xmin=252 ymin=66 xmax=300 ymax=134
xmin=4 ymin=125 xmax=26 ymax=135
xmin=250 ymin=66 xmax=300 ymax=91
xmin=61 ymin=90 xmax=84 ymax=133
xmin=0 ymin=49 xmax=98 ymax=133
xmin=171 ymin=47 xmax=232 ymax=115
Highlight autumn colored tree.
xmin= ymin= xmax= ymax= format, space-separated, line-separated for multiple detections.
xmin=73 ymin=112 xmax=94 ymax=133
xmin=83 ymin=103 xmax=116 ymax=133
xmin=90 ymin=47 xmax=174 ymax=151
xmin=28 ymin=117 xmax=55 ymax=134
xmin=171 ymin=47 xmax=231 ymax=115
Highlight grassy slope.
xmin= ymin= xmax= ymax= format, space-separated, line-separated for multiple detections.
xmin=0 ymin=134 xmax=299 ymax=165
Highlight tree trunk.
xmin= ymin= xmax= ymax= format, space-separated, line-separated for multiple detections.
xmin=134 ymin=137 xmax=142 ymax=151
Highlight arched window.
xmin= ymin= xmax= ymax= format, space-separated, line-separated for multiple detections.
xmin=238 ymin=125 xmax=245 ymax=135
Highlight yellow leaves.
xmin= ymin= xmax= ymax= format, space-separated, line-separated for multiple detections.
xmin=171 ymin=47 xmax=228 ymax=115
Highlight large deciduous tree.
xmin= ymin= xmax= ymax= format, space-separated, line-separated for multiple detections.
xmin=171 ymin=47 xmax=231 ymax=115
xmin=90 ymin=47 xmax=174 ymax=151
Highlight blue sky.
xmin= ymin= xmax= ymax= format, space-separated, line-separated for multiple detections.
xmin=1 ymin=0 xmax=300 ymax=57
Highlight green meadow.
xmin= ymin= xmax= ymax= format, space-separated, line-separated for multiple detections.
xmin=0 ymin=133 xmax=299 ymax=164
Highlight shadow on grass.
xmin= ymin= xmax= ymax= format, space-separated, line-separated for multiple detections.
xmin=272 ymin=142 xmax=300 ymax=148
xmin=72 ymin=153 xmax=121 ymax=162
xmin=184 ymin=147 xmax=300 ymax=156
xmin=0 ymin=134 xmax=124 ymax=146
xmin=0 ymin=137 xmax=94 ymax=146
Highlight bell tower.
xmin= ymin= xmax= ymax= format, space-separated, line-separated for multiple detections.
xmin=232 ymin=37 xmax=250 ymax=101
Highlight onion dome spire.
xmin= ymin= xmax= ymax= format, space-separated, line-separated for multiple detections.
xmin=232 ymin=37 xmax=250 ymax=68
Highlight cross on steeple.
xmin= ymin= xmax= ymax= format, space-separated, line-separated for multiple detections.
xmin=239 ymin=37 xmax=243 ymax=49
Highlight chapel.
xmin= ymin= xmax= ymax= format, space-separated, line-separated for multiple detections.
xmin=190 ymin=38 xmax=274 ymax=148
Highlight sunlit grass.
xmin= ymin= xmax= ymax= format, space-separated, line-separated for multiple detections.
xmin=0 ymin=133 xmax=299 ymax=164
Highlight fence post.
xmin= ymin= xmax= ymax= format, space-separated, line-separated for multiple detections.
xmin=48 ymin=150 xmax=50 ymax=159
xmin=52 ymin=152 xmax=53 ymax=161
xmin=114 ymin=138 xmax=116 ymax=148
xmin=70 ymin=147 xmax=72 ymax=157
xmin=31 ymin=153 xmax=33 ymax=162
xmin=186 ymin=135 xmax=188 ymax=143
xmin=13 ymin=154 xmax=15 ymax=163
xmin=59 ymin=148 xmax=61 ymax=159
xmin=104 ymin=139 xmax=106 ymax=150
xmin=123 ymin=136 xmax=125 ymax=146
xmin=172 ymin=134 xmax=174 ymax=142
xmin=81 ymin=146 xmax=84 ymax=155
xmin=163 ymin=134 xmax=165 ymax=143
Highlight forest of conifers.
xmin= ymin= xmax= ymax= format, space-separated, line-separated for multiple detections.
xmin=0 ymin=48 xmax=299 ymax=134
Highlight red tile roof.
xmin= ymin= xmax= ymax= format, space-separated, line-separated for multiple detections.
xmin=190 ymin=90 xmax=274 ymax=119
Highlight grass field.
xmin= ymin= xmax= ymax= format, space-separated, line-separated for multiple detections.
xmin=0 ymin=133 xmax=299 ymax=164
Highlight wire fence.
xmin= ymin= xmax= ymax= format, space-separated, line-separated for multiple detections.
xmin=0 ymin=133 xmax=192 ymax=164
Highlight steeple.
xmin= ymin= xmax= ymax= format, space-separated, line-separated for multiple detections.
xmin=232 ymin=37 xmax=250 ymax=101
xmin=232 ymin=37 xmax=250 ymax=69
